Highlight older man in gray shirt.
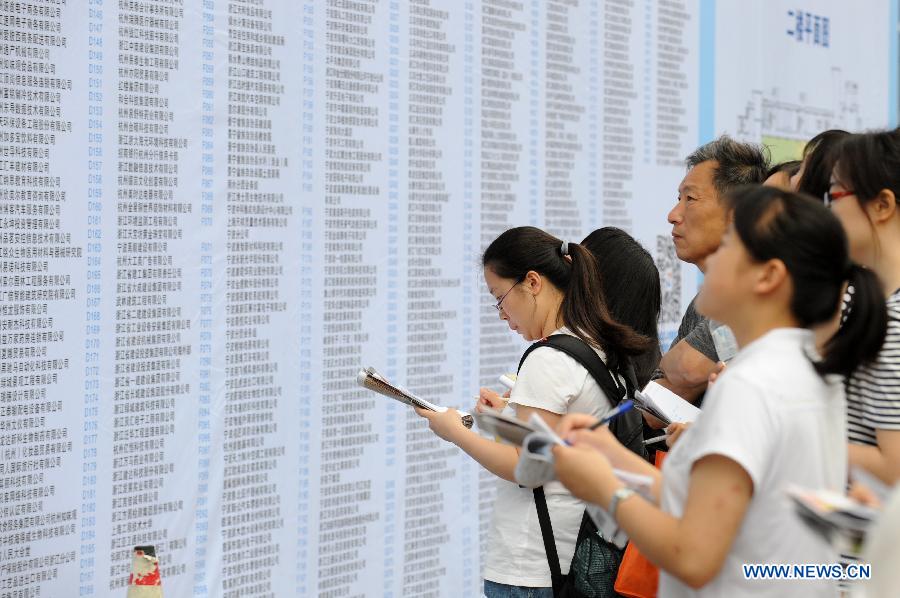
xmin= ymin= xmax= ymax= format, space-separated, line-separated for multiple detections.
xmin=653 ymin=136 xmax=768 ymax=411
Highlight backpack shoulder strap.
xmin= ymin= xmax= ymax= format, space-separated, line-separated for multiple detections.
xmin=518 ymin=334 xmax=625 ymax=410
xmin=533 ymin=487 xmax=564 ymax=594
xmin=519 ymin=334 xmax=648 ymax=460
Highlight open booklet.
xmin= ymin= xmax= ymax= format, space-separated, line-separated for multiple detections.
xmin=474 ymin=409 xmax=570 ymax=445
xmin=786 ymin=485 xmax=880 ymax=556
xmin=474 ymin=410 xmax=536 ymax=445
xmin=632 ymin=381 xmax=701 ymax=427
xmin=356 ymin=366 xmax=474 ymax=429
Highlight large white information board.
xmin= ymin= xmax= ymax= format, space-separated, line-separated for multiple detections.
xmin=0 ymin=1 xmax=894 ymax=596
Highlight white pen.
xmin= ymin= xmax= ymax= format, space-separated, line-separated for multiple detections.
xmin=498 ymin=373 xmax=516 ymax=390
xmin=643 ymin=434 xmax=668 ymax=445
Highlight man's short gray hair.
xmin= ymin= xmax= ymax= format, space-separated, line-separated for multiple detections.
xmin=686 ymin=135 xmax=770 ymax=197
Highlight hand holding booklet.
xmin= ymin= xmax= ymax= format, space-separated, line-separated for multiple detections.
xmin=356 ymin=366 xmax=474 ymax=429
xmin=786 ymin=485 xmax=879 ymax=555
xmin=632 ymin=381 xmax=701 ymax=427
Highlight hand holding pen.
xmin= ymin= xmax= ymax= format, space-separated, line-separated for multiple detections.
xmin=476 ymin=388 xmax=508 ymax=413
xmin=554 ymin=400 xmax=635 ymax=449
xmin=553 ymin=412 xmax=631 ymax=468
xmin=589 ymin=399 xmax=634 ymax=430
xmin=643 ymin=421 xmax=692 ymax=448
xmin=532 ymin=400 xmax=636 ymax=447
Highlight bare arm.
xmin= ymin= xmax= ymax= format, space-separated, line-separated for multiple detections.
xmin=451 ymin=424 xmax=521 ymax=482
xmin=657 ymin=339 xmax=718 ymax=404
xmin=554 ymin=448 xmax=753 ymax=589
xmin=613 ymin=454 xmax=753 ymax=588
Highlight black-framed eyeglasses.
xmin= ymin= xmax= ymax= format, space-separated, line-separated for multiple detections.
xmin=823 ymin=188 xmax=855 ymax=208
xmin=495 ymin=277 xmax=524 ymax=312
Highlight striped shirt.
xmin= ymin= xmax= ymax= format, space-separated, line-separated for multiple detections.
xmin=846 ymin=290 xmax=900 ymax=446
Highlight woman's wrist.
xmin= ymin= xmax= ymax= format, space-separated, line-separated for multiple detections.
xmin=608 ymin=486 xmax=637 ymax=521
xmin=448 ymin=421 xmax=475 ymax=446
xmin=599 ymin=475 xmax=625 ymax=510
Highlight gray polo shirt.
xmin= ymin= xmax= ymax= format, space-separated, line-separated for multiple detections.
xmin=671 ymin=296 xmax=718 ymax=362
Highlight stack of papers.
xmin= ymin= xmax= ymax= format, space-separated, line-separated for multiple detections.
xmin=633 ymin=381 xmax=701 ymax=427
xmin=356 ymin=366 xmax=474 ymax=429
xmin=786 ymin=485 xmax=879 ymax=555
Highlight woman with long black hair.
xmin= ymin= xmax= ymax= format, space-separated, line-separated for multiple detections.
xmin=416 ymin=226 xmax=651 ymax=597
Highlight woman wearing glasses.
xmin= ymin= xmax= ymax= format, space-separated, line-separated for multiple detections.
xmin=416 ymin=226 xmax=652 ymax=597
xmin=827 ymin=128 xmax=900 ymax=486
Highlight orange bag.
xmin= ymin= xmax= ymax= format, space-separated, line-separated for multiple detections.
xmin=613 ymin=452 xmax=666 ymax=598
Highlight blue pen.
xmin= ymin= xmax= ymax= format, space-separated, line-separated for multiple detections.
xmin=588 ymin=399 xmax=634 ymax=430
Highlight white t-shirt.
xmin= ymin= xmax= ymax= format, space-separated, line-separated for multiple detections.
xmin=482 ymin=328 xmax=617 ymax=587
xmin=659 ymin=328 xmax=845 ymax=598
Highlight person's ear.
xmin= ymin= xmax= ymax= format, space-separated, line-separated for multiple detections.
xmin=524 ymin=270 xmax=542 ymax=296
xmin=754 ymin=258 xmax=788 ymax=296
xmin=864 ymin=189 xmax=897 ymax=225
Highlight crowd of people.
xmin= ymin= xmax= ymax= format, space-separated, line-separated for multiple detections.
xmin=416 ymin=127 xmax=900 ymax=597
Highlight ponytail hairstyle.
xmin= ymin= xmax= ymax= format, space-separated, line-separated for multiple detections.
xmin=482 ymin=226 xmax=654 ymax=367
xmin=727 ymin=186 xmax=886 ymax=377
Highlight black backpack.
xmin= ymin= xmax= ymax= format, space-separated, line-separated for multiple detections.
xmin=516 ymin=334 xmax=646 ymax=597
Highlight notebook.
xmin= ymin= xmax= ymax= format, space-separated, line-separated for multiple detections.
xmin=632 ymin=381 xmax=701 ymax=427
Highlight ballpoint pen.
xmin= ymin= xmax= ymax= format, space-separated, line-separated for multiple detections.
xmin=589 ymin=399 xmax=634 ymax=430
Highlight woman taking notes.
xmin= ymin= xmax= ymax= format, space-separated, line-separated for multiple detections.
xmin=415 ymin=226 xmax=650 ymax=597
xmin=552 ymin=187 xmax=886 ymax=597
